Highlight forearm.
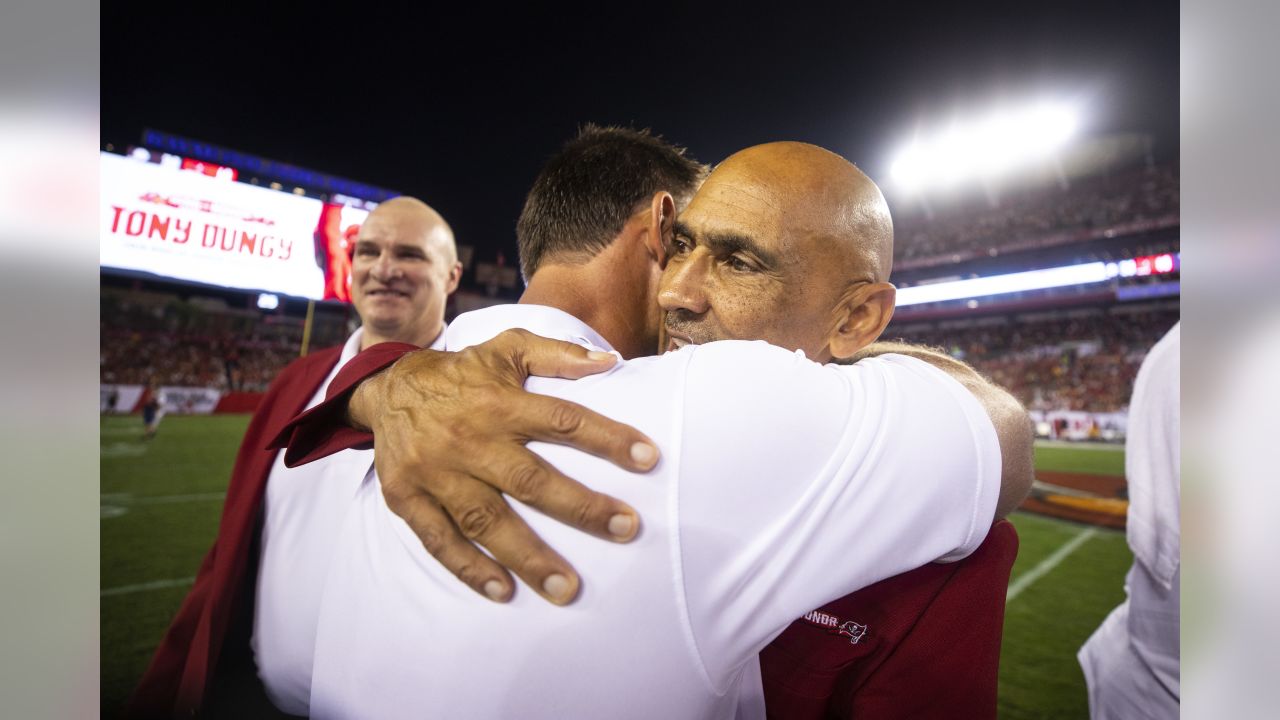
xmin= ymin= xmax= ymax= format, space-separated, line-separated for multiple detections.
xmin=849 ymin=342 xmax=1034 ymax=518
xmin=345 ymin=360 xmax=394 ymax=433
xmin=268 ymin=342 xmax=418 ymax=465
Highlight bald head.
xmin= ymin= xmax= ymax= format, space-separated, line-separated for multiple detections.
xmin=367 ymin=196 xmax=458 ymax=266
xmin=352 ymin=196 xmax=462 ymax=349
xmin=658 ymin=141 xmax=898 ymax=362
xmin=711 ymin=142 xmax=894 ymax=282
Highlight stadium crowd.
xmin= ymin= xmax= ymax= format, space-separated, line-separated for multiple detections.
xmin=100 ymin=289 xmax=349 ymax=392
xmin=102 ymin=283 xmax=1177 ymax=416
xmin=889 ymin=305 xmax=1179 ymax=412
xmin=894 ymin=164 xmax=1179 ymax=265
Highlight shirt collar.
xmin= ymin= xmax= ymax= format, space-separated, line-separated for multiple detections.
xmin=342 ymin=322 xmax=448 ymax=365
xmin=338 ymin=327 xmax=365 ymax=365
xmin=445 ymin=304 xmax=615 ymax=354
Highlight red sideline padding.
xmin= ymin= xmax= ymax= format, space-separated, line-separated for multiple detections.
xmin=215 ymin=392 xmax=265 ymax=413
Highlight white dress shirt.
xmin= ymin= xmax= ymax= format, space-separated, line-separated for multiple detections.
xmin=1079 ymin=322 xmax=1180 ymax=718
xmin=252 ymin=326 xmax=446 ymax=716
xmin=309 ymin=305 xmax=1001 ymax=720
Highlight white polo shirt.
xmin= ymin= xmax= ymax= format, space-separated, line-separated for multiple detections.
xmin=252 ymin=326 xmax=445 ymax=716
xmin=309 ymin=305 xmax=1001 ymax=720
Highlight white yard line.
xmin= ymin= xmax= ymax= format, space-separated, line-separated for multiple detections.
xmin=99 ymin=492 xmax=226 ymax=519
xmin=98 ymin=492 xmax=225 ymax=505
xmin=100 ymin=443 xmax=149 ymax=458
xmin=130 ymin=492 xmax=226 ymax=505
xmin=100 ymin=426 xmax=144 ymax=436
xmin=101 ymin=577 xmax=196 ymax=597
xmin=1006 ymin=526 xmax=1100 ymax=602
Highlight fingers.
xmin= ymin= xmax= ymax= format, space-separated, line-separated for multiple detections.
xmin=434 ymin=475 xmax=583 ymax=605
xmin=505 ymin=392 xmax=659 ymax=472
xmin=452 ymin=330 xmax=662 ymax=471
xmin=492 ymin=328 xmax=620 ymax=380
xmin=382 ymin=486 xmax=516 ymax=603
xmin=472 ymin=443 xmax=641 ymax=543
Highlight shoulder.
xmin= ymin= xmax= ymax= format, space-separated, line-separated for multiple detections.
xmin=279 ymin=345 xmax=343 ymax=378
xmin=1138 ymin=323 xmax=1179 ymax=383
xmin=260 ymin=345 xmax=342 ymax=400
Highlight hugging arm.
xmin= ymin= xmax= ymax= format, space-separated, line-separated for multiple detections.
xmin=273 ymin=330 xmax=660 ymax=605
xmin=846 ymin=341 xmax=1035 ymax=518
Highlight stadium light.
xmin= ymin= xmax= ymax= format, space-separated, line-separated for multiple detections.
xmin=894 ymin=254 xmax=1180 ymax=308
xmin=896 ymin=262 xmax=1109 ymax=307
xmin=257 ymin=293 xmax=280 ymax=310
xmin=890 ymin=101 xmax=1078 ymax=193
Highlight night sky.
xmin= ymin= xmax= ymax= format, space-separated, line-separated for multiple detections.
xmin=102 ymin=1 xmax=1178 ymax=265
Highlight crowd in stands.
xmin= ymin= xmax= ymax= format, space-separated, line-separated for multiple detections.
xmin=889 ymin=305 xmax=1179 ymax=412
xmin=102 ymin=283 xmax=1177 ymax=418
xmin=893 ymin=164 xmax=1179 ymax=266
xmin=100 ymin=289 xmax=350 ymax=393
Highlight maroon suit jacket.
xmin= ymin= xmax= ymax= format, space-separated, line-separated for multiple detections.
xmin=131 ymin=341 xmax=1018 ymax=719
xmin=760 ymin=520 xmax=1018 ymax=719
xmin=125 ymin=344 xmax=407 ymax=719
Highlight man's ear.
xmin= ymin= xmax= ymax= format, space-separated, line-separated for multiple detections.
xmin=827 ymin=282 xmax=896 ymax=360
xmin=445 ymin=262 xmax=463 ymax=295
xmin=643 ymin=191 xmax=676 ymax=267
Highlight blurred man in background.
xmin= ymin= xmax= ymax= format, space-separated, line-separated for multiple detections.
xmin=128 ymin=196 xmax=462 ymax=718
xmin=1079 ymin=322 xmax=1180 ymax=719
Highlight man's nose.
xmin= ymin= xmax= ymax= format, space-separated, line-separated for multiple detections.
xmin=370 ymin=252 xmax=399 ymax=281
xmin=658 ymin=251 xmax=710 ymax=315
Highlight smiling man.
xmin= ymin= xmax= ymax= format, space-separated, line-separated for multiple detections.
xmin=129 ymin=196 xmax=462 ymax=718
xmin=350 ymin=197 xmax=462 ymax=350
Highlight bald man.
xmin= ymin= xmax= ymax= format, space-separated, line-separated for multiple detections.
xmin=662 ymin=143 xmax=1025 ymax=718
xmin=127 ymin=197 xmax=462 ymax=719
xmin=662 ymin=141 xmax=896 ymax=361
xmin=282 ymin=136 xmax=1031 ymax=719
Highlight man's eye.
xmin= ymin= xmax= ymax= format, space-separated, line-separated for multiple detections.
xmin=727 ymin=256 xmax=755 ymax=273
xmin=356 ymin=247 xmax=378 ymax=257
xmin=671 ymin=236 xmax=692 ymax=253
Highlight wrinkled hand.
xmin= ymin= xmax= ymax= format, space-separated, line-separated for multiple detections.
xmin=348 ymin=329 xmax=659 ymax=605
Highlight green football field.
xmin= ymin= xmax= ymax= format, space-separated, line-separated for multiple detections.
xmin=101 ymin=416 xmax=1132 ymax=718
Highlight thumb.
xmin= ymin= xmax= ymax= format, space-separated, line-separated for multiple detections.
xmin=501 ymin=330 xmax=619 ymax=380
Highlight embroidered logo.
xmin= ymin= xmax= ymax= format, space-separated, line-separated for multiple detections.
xmin=838 ymin=620 xmax=869 ymax=645
xmin=800 ymin=610 xmax=870 ymax=645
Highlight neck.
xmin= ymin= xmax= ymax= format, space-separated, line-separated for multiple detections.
xmin=359 ymin=320 xmax=442 ymax=350
xmin=520 ymin=261 xmax=651 ymax=358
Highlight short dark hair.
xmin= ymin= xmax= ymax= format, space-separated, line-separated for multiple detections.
xmin=517 ymin=124 xmax=707 ymax=282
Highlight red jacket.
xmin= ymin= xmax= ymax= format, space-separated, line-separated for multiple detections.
xmin=126 ymin=344 xmax=407 ymax=719
xmin=130 ymin=341 xmax=1018 ymax=719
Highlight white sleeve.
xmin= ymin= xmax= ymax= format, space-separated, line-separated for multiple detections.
xmin=673 ymin=341 xmax=1001 ymax=691
xmin=1124 ymin=322 xmax=1180 ymax=588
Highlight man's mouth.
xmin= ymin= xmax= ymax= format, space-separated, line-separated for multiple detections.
xmin=664 ymin=330 xmax=694 ymax=353
xmin=365 ymin=287 xmax=410 ymax=299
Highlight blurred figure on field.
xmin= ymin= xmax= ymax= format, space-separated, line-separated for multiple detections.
xmin=141 ymin=380 xmax=164 ymax=440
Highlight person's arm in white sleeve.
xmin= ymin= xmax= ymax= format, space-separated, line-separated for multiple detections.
xmin=674 ymin=340 xmax=1008 ymax=691
xmin=846 ymin=340 xmax=1035 ymax=519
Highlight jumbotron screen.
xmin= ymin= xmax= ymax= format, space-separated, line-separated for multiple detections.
xmin=99 ymin=152 xmax=371 ymax=301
